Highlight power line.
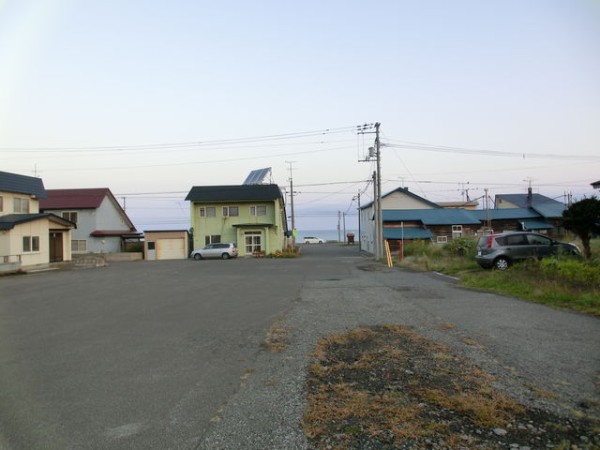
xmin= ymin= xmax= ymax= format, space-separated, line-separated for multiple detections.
xmin=383 ymin=140 xmax=600 ymax=161
xmin=0 ymin=126 xmax=358 ymax=153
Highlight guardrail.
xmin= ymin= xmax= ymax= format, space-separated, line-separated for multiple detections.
xmin=1 ymin=255 xmax=22 ymax=264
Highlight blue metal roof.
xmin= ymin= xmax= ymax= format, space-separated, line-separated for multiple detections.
xmin=384 ymin=227 xmax=432 ymax=239
xmin=383 ymin=208 xmax=481 ymax=225
xmin=520 ymin=219 xmax=554 ymax=230
xmin=470 ymin=208 xmax=540 ymax=220
xmin=0 ymin=171 xmax=47 ymax=199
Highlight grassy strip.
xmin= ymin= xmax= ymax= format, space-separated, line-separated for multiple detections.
xmin=396 ymin=237 xmax=600 ymax=316
xmin=459 ymin=268 xmax=600 ymax=316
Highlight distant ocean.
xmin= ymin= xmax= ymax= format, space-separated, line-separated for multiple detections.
xmin=296 ymin=229 xmax=358 ymax=242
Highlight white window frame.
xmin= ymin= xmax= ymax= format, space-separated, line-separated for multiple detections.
xmin=244 ymin=231 xmax=262 ymax=254
xmin=71 ymin=240 xmax=87 ymax=252
xmin=200 ymin=207 xmax=216 ymax=217
xmin=23 ymin=236 xmax=40 ymax=252
xmin=436 ymin=236 xmax=448 ymax=244
xmin=250 ymin=205 xmax=267 ymax=216
xmin=14 ymin=198 xmax=29 ymax=213
xmin=452 ymin=225 xmax=463 ymax=238
xmin=205 ymin=235 xmax=221 ymax=245
xmin=62 ymin=211 xmax=78 ymax=224
xmin=223 ymin=206 xmax=239 ymax=217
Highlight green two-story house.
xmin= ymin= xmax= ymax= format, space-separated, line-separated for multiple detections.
xmin=185 ymin=184 xmax=288 ymax=256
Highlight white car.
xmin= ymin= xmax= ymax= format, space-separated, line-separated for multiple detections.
xmin=190 ymin=243 xmax=238 ymax=260
xmin=303 ymin=236 xmax=324 ymax=244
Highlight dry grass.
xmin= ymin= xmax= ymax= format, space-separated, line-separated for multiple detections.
xmin=264 ymin=318 xmax=289 ymax=352
xmin=303 ymin=324 xmax=599 ymax=449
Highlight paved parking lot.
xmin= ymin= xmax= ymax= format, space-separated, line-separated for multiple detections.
xmin=1 ymin=244 xmax=598 ymax=450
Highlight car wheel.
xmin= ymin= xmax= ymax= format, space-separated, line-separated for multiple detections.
xmin=193 ymin=254 xmax=202 ymax=260
xmin=494 ymin=257 xmax=510 ymax=270
xmin=221 ymin=253 xmax=230 ymax=260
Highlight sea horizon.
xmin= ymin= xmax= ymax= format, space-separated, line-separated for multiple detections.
xmin=296 ymin=229 xmax=358 ymax=242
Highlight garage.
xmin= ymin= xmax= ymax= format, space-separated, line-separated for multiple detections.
xmin=144 ymin=230 xmax=190 ymax=260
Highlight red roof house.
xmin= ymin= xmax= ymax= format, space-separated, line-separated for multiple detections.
xmin=40 ymin=188 xmax=140 ymax=253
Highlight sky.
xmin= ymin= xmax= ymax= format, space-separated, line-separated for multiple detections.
xmin=1 ymin=0 xmax=599 ymax=232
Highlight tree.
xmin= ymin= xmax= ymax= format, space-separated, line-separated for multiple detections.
xmin=562 ymin=196 xmax=600 ymax=259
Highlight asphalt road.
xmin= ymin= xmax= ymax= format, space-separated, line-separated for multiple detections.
xmin=0 ymin=244 xmax=598 ymax=450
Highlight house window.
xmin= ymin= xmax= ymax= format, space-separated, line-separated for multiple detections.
xmin=62 ymin=211 xmax=78 ymax=224
xmin=250 ymin=205 xmax=267 ymax=216
xmin=23 ymin=236 xmax=40 ymax=252
xmin=199 ymin=207 xmax=216 ymax=217
xmin=205 ymin=235 xmax=221 ymax=245
xmin=71 ymin=240 xmax=87 ymax=252
xmin=244 ymin=232 xmax=262 ymax=253
xmin=452 ymin=225 xmax=463 ymax=238
xmin=223 ymin=206 xmax=239 ymax=217
xmin=436 ymin=236 xmax=448 ymax=244
xmin=0 ymin=196 xmax=3 ymax=212
xmin=14 ymin=198 xmax=29 ymax=213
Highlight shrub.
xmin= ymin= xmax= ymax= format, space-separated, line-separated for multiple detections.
xmin=402 ymin=241 xmax=443 ymax=258
xmin=443 ymin=237 xmax=477 ymax=257
xmin=540 ymin=258 xmax=600 ymax=287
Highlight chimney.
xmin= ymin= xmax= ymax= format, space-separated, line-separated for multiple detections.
xmin=527 ymin=187 xmax=532 ymax=208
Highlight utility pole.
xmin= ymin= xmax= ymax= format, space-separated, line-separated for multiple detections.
xmin=286 ymin=161 xmax=296 ymax=243
xmin=356 ymin=191 xmax=362 ymax=251
xmin=357 ymin=122 xmax=383 ymax=259
xmin=374 ymin=122 xmax=383 ymax=260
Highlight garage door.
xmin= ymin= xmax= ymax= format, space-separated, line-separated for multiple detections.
xmin=157 ymin=238 xmax=185 ymax=260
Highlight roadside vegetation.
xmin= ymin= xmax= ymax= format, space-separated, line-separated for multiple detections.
xmin=396 ymin=237 xmax=600 ymax=316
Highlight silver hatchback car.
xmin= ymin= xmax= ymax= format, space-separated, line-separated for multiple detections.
xmin=476 ymin=232 xmax=580 ymax=270
xmin=191 ymin=243 xmax=238 ymax=260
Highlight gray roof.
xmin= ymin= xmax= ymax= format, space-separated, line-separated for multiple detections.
xmin=185 ymin=184 xmax=283 ymax=202
xmin=383 ymin=208 xmax=481 ymax=225
xmin=361 ymin=187 xmax=440 ymax=209
xmin=0 ymin=213 xmax=73 ymax=230
xmin=495 ymin=193 xmax=565 ymax=218
xmin=0 ymin=171 xmax=47 ymax=199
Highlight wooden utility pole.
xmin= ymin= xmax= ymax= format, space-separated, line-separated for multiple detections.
xmin=286 ymin=161 xmax=296 ymax=243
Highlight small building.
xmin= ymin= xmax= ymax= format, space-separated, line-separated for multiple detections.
xmin=144 ymin=230 xmax=190 ymax=260
xmin=0 ymin=171 xmax=74 ymax=270
xmin=40 ymin=188 xmax=141 ymax=254
xmin=360 ymin=187 xmax=439 ymax=254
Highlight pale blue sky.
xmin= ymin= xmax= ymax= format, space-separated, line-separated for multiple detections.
xmin=1 ymin=0 xmax=599 ymax=230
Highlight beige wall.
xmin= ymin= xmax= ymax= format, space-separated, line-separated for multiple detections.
xmin=0 ymin=191 xmax=40 ymax=215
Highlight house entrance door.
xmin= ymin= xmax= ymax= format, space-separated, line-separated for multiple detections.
xmin=244 ymin=232 xmax=262 ymax=255
xmin=49 ymin=232 xmax=64 ymax=262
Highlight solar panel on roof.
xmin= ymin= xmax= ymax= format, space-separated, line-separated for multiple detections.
xmin=243 ymin=167 xmax=271 ymax=185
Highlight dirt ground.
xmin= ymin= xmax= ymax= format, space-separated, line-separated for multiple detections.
xmin=303 ymin=325 xmax=600 ymax=450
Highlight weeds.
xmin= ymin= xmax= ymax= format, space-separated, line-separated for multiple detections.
xmin=303 ymin=325 xmax=598 ymax=449
xmin=397 ymin=237 xmax=600 ymax=316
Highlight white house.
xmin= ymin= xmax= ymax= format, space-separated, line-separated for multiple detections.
xmin=40 ymin=188 xmax=140 ymax=254
xmin=0 ymin=171 xmax=74 ymax=270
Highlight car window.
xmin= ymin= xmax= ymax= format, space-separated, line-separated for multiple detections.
xmin=494 ymin=236 xmax=506 ymax=246
xmin=505 ymin=234 xmax=527 ymax=245
xmin=526 ymin=235 xmax=551 ymax=246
